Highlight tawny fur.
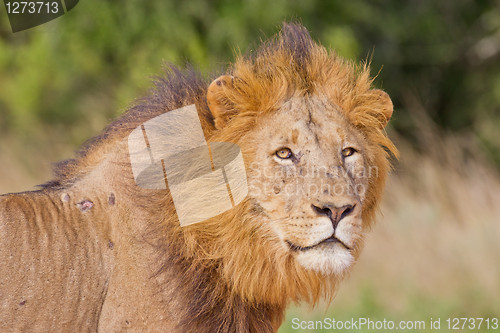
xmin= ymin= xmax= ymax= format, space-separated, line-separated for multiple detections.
xmin=0 ymin=23 xmax=397 ymax=332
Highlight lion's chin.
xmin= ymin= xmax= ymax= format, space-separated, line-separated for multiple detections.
xmin=295 ymin=243 xmax=354 ymax=275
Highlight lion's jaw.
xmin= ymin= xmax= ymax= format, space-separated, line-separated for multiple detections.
xmin=244 ymin=96 xmax=370 ymax=276
xmin=281 ymin=205 xmax=362 ymax=275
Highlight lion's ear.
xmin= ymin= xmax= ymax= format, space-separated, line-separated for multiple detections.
xmin=207 ymin=75 xmax=236 ymax=130
xmin=368 ymin=89 xmax=393 ymax=128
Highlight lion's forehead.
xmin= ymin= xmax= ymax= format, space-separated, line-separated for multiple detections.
xmin=263 ymin=95 xmax=360 ymax=155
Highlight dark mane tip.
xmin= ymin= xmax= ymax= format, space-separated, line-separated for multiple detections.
xmin=279 ymin=22 xmax=314 ymax=57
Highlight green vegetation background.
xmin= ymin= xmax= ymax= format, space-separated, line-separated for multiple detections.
xmin=1 ymin=0 xmax=499 ymax=164
xmin=0 ymin=1 xmax=499 ymax=332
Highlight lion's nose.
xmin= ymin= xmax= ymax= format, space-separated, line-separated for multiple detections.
xmin=311 ymin=203 xmax=355 ymax=229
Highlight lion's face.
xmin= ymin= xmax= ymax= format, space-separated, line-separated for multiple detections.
xmin=245 ymin=96 xmax=373 ymax=275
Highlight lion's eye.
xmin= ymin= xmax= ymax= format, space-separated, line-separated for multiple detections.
xmin=341 ymin=147 xmax=357 ymax=157
xmin=276 ymin=148 xmax=293 ymax=159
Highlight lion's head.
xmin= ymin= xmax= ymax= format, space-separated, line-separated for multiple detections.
xmin=246 ymin=95 xmax=375 ymax=275
xmin=181 ymin=24 xmax=398 ymax=306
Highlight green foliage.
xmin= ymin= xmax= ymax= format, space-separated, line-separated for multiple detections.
xmin=0 ymin=0 xmax=499 ymax=162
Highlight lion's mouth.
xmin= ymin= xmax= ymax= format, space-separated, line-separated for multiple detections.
xmin=287 ymin=235 xmax=351 ymax=252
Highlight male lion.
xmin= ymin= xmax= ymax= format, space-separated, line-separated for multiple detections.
xmin=0 ymin=24 xmax=397 ymax=332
